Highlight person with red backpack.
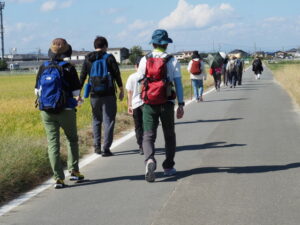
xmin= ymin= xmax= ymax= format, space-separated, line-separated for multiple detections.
xmin=187 ymin=51 xmax=207 ymax=102
xmin=137 ymin=29 xmax=185 ymax=182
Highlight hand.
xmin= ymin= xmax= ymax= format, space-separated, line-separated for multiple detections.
xmin=76 ymin=96 xmax=83 ymax=107
xmin=128 ymin=106 xmax=133 ymax=115
xmin=119 ymin=89 xmax=124 ymax=101
xmin=176 ymin=106 xmax=184 ymax=119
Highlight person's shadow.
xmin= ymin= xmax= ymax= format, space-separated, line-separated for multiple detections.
xmin=68 ymin=162 xmax=300 ymax=188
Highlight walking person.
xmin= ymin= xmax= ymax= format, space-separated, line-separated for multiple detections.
xmin=210 ymin=65 xmax=222 ymax=91
xmin=35 ymin=38 xmax=84 ymax=189
xmin=252 ymin=56 xmax=263 ymax=79
xmin=236 ymin=57 xmax=244 ymax=85
xmin=187 ymin=51 xmax=207 ymax=102
xmin=126 ymin=56 xmax=144 ymax=155
xmin=226 ymin=56 xmax=238 ymax=88
xmin=222 ymin=55 xmax=229 ymax=86
xmin=138 ymin=29 xmax=185 ymax=182
xmin=80 ymin=36 xmax=124 ymax=156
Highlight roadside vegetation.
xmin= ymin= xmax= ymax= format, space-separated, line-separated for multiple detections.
xmin=267 ymin=61 xmax=300 ymax=106
xmin=0 ymin=67 xmax=214 ymax=206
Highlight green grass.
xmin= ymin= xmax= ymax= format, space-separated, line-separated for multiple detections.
xmin=0 ymin=68 xmax=213 ymax=205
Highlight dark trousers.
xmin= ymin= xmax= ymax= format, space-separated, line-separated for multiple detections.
xmin=90 ymin=95 xmax=117 ymax=151
xmin=142 ymin=102 xmax=176 ymax=169
xmin=237 ymin=70 xmax=243 ymax=85
xmin=228 ymin=72 xmax=238 ymax=87
xmin=133 ymin=106 xmax=143 ymax=149
xmin=213 ymin=73 xmax=222 ymax=90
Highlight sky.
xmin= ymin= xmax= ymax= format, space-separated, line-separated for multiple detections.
xmin=4 ymin=0 xmax=300 ymax=54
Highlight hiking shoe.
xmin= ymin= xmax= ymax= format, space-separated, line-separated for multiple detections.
xmin=164 ymin=168 xmax=177 ymax=176
xmin=102 ymin=150 xmax=114 ymax=157
xmin=139 ymin=147 xmax=144 ymax=155
xmin=94 ymin=147 xmax=102 ymax=155
xmin=69 ymin=171 xmax=85 ymax=181
xmin=145 ymin=159 xmax=156 ymax=182
xmin=54 ymin=179 xmax=66 ymax=189
xmin=200 ymin=96 xmax=203 ymax=102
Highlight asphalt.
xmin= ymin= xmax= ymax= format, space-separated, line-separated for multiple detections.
xmin=1 ymin=66 xmax=300 ymax=225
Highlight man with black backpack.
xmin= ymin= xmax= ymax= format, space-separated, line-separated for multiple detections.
xmin=35 ymin=38 xmax=84 ymax=189
xmin=138 ymin=29 xmax=185 ymax=182
xmin=80 ymin=36 xmax=124 ymax=157
xmin=252 ymin=56 xmax=263 ymax=80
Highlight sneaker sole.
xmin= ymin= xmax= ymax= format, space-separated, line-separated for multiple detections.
xmin=145 ymin=162 xmax=155 ymax=182
xmin=69 ymin=176 xmax=84 ymax=181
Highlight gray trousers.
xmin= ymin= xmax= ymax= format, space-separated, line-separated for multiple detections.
xmin=90 ymin=95 xmax=117 ymax=151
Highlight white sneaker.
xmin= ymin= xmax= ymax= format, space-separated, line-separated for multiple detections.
xmin=145 ymin=159 xmax=156 ymax=182
xmin=164 ymin=168 xmax=177 ymax=176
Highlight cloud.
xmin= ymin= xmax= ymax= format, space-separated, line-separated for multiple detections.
xmin=128 ymin=19 xmax=154 ymax=31
xmin=40 ymin=0 xmax=73 ymax=12
xmin=41 ymin=1 xmax=56 ymax=11
xmin=6 ymin=0 xmax=35 ymax=3
xmin=114 ymin=17 xmax=127 ymax=25
xmin=264 ymin=17 xmax=286 ymax=23
xmin=158 ymin=0 xmax=234 ymax=30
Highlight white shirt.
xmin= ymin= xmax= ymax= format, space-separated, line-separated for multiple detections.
xmin=187 ymin=58 xmax=207 ymax=80
xmin=137 ymin=51 xmax=182 ymax=82
xmin=125 ymin=72 xmax=143 ymax=109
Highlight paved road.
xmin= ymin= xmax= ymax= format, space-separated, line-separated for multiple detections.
xmin=1 ymin=66 xmax=300 ymax=225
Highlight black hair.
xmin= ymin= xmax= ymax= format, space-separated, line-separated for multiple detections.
xmin=94 ymin=36 xmax=108 ymax=49
xmin=153 ymin=44 xmax=168 ymax=50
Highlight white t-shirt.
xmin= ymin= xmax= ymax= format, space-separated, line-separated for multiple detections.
xmin=187 ymin=58 xmax=207 ymax=80
xmin=137 ymin=51 xmax=182 ymax=82
xmin=125 ymin=72 xmax=143 ymax=109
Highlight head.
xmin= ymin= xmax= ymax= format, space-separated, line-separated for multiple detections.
xmin=135 ymin=56 xmax=142 ymax=70
xmin=48 ymin=38 xmax=72 ymax=60
xmin=192 ymin=50 xmax=200 ymax=59
xmin=94 ymin=36 xmax=108 ymax=50
xmin=149 ymin=29 xmax=173 ymax=50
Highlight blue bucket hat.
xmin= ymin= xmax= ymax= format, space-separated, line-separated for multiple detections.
xmin=149 ymin=29 xmax=173 ymax=45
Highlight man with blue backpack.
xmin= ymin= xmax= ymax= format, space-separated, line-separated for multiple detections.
xmin=35 ymin=38 xmax=84 ymax=189
xmin=80 ymin=36 xmax=124 ymax=156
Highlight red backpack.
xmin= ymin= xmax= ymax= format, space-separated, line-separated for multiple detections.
xmin=140 ymin=54 xmax=175 ymax=105
xmin=190 ymin=59 xmax=201 ymax=75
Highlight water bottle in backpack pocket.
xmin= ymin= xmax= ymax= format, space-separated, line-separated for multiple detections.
xmin=37 ymin=61 xmax=69 ymax=113
xmin=89 ymin=53 xmax=112 ymax=94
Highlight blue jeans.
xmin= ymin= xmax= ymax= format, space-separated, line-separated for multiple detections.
xmin=191 ymin=79 xmax=204 ymax=100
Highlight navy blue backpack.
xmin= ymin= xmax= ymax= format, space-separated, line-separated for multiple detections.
xmin=89 ymin=53 xmax=112 ymax=94
xmin=37 ymin=61 xmax=68 ymax=113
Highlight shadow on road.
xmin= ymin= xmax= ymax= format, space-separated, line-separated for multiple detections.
xmin=204 ymin=98 xmax=248 ymax=103
xmin=158 ymin=162 xmax=300 ymax=182
xmin=68 ymin=162 xmax=300 ymax=188
xmin=175 ymin=118 xmax=243 ymax=125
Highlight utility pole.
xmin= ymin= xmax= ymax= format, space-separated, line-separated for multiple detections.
xmin=0 ymin=2 xmax=4 ymax=59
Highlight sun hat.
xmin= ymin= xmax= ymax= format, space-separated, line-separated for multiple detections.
xmin=48 ymin=38 xmax=72 ymax=59
xmin=192 ymin=50 xmax=200 ymax=59
xmin=149 ymin=29 xmax=173 ymax=45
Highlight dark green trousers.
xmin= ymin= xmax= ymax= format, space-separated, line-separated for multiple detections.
xmin=142 ymin=102 xmax=176 ymax=169
xmin=41 ymin=109 xmax=79 ymax=180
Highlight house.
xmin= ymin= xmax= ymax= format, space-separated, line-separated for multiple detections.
xmin=253 ymin=51 xmax=265 ymax=58
xmin=107 ymin=47 xmax=129 ymax=63
xmin=228 ymin=49 xmax=250 ymax=59
xmin=173 ymin=51 xmax=194 ymax=61
xmin=286 ymin=48 xmax=298 ymax=57
xmin=68 ymin=48 xmax=130 ymax=64
xmin=274 ymin=51 xmax=287 ymax=59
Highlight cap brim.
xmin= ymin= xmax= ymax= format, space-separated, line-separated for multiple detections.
xmin=149 ymin=38 xmax=173 ymax=45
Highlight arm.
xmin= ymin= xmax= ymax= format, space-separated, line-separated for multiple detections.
xmin=34 ymin=65 xmax=44 ymax=95
xmin=107 ymin=54 xmax=124 ymax=100
xmin=127 ymin=90 xmax=133 ymax=115
xmin=79 ymin=59 xmax=89 ymax=89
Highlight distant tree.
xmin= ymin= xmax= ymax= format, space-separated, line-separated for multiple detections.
xmin=0 ymin=59 xmax=7 ymax=71
xmin=129 ymin=46 xmax=143 ymax=65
